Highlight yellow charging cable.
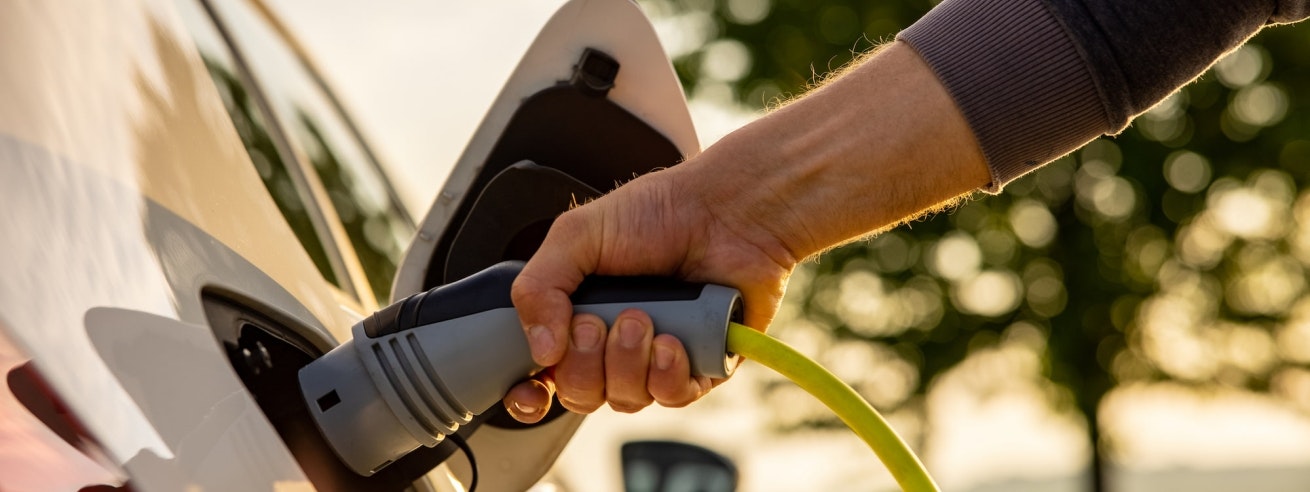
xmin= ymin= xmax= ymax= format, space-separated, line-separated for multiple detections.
xmin=726 ymin=322 xmax=940 ymax=492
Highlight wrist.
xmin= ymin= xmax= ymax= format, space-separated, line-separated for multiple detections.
xmin=669 ymin=42 xmax=989 ymax=265
xmin=668 ymin=131 xmax=814 ymax=266
xmin=698 ymin=42 xmax=990 ymax=258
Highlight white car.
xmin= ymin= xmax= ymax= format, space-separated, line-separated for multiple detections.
xmin=0 ymin=0 xmax=699 ymax=490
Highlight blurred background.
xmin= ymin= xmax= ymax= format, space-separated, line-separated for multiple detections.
xmin=266 ymin=0 xmax=1310 ymax=490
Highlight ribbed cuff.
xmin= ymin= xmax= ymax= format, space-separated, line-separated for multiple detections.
xmin=897 ymin=0 xmax=1110 ymax=193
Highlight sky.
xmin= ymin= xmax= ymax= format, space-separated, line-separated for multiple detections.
xmin=264 ymin=0 xmax=564 ymax=214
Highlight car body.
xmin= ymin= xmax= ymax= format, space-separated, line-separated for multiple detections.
xmin=0 ymin=0 xmax=697 ymax=490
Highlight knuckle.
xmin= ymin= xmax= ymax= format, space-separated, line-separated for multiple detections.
xmin=697 ymin=376 xmax=716 ymax=392
xmin=509 ymin=275 xmax=539 ymax=304
xmin=650 ymin=384 xmax=696 ymax=408
xmin=554 ymin=368 xmax=604 ymax=401
xmin=607 ymin=396 xmax=653 ymax=414
xmin=558 ymin=396 xmax=602 ymax=414
xmin=607 ymin=402 xmax=647 ymax=414
xmin=556 ymin=371 xmax=604 ymax=396
xmin=656 ymin=397 xmax=694 ymax=409
xmin=552 ymin=208 xmax=588 ymax=234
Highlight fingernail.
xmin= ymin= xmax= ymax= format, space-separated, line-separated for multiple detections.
xmin=654 ymin=344 xmax=675 ymax=371
xmin=529 ymin=325 xmax=554 ymax=362
xmin=619 ymin=318 xmax=644 ymax=349
xmin=572 ymin=321 xmax=602 ymax=350
xmin=512 ymin=401 xmax=539 ymax=415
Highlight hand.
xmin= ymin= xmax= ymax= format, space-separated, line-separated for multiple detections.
xmin=502 ymin=160 xmax=799 ymax=422
xmin=501 ymin=42 xmax=990 ymax=423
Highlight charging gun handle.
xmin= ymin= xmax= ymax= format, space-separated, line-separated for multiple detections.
xmin=299 ymin=260 xmax=743 ymax=476
xmin=365 ymin=261 xmax=744 ymax=377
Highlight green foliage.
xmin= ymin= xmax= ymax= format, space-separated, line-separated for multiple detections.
xmin=667 ymin=0 xmax=936 ymax=106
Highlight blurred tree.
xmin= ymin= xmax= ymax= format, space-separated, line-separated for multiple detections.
xmin=645 ymin=0 xmax=1310 ymax=490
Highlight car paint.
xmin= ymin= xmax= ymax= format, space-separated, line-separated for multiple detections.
xmin=0 ymin=0 xmax=696 ymax=489
xmin=0 ymin=0 xmax=372 ymax=489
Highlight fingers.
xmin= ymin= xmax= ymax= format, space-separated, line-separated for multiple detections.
xmin=554 ymin=314 xmax=607 ymax=413
xmin=604 ymin=310 xmax=656 ymax=413
xmin=512 ymin=210 xmax=599 ymax=367
xmin=546 ymin=311 xmax=714 ymax=415
xmin=507 ymin=309 xmax=716 ymax=422
xmin=648 ymin=334 xmax=712 ymax=408
xmin=503 ymin=375 xmax=555 ymax=423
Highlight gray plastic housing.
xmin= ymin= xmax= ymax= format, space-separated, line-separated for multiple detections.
xmin=299 ymin=284 xmax=742 ymax=476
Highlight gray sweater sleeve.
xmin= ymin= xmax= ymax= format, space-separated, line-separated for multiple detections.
xmin=896 ymin=0 xmax=1310 ymax=193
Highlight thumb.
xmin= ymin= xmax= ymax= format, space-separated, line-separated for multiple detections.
xmin=512 ymin=210 xmax=600 ymax=366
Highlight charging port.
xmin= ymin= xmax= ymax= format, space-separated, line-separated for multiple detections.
xmin=202 ymin=292 xmax=467 ymax=491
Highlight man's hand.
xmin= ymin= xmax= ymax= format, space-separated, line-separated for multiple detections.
xmin=502 ymin=163 xmax=798 ymax=422
xmin=502 ymin=41 xmax=989 ymax=423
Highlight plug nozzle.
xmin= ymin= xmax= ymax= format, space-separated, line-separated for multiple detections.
xmin=298 ymin=261 xmax=742 ymax=476
xmin=299 ymin=308 xmax=533 ymax=476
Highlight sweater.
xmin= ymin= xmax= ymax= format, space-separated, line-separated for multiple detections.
xmin=896 ymin=0 xmax=1310 ymax=192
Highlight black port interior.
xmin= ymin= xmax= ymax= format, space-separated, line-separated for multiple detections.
xmin=202 ymin=292 xmax=484 ymax=491
xmin=424 ymin=49 xmax=687 ymax=432
xmin=427 ymin=72 xmax=685 ymax=287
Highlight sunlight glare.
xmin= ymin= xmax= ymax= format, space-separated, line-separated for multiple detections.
xmin=1163 ymin=150 xmax=1212 ymax=193
xmin=1009 ymin=199 xmax=1058 ymax=248
xmin=953 ymin=270 xmax=1023 ymax=317
xmin=1215 ymin=44 xmax=1268 ymax=88
xmin=928 ymin=232 xmax=982 ymax=281
xmin=1210 ymin=186 xmax=1284 ymax=239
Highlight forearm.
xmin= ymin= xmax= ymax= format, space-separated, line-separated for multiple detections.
xmin=672 ymin=42 xmax=989 ymax=261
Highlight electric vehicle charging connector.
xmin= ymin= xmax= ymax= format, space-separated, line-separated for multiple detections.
xmin=299 ymin=261 xmax=742 ymax=476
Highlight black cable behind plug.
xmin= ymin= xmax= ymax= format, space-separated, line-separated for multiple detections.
xmin=446 ymin=433 xmax=478 ymax=492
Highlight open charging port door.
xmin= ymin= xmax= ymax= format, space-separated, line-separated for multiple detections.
xmin=389 ymin=0 xmax=700 ymax=489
